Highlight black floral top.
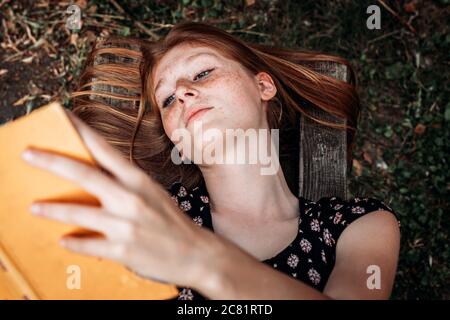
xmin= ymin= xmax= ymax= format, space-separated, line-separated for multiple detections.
xmin=167 ymin=180 xmax=401 ymax=300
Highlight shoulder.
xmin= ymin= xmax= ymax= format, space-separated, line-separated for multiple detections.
xmin=315 ymin=197 xmax=401 ymax=299
xmin=299 ymin=195 xmax=401 ymax=254
xmin=301 ymin=195 xmax=401 ymax=232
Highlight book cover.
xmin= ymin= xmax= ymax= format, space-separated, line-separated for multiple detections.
xmin=0 ymin=102 xmax=179 ymax=300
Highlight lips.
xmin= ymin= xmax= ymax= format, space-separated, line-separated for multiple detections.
xmin=185 ymin=106 xmax=213 ymax=126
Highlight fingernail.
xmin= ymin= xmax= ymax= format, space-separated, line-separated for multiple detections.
xmin=22 ymin=150 xmax=35 ymax=161
xmin=30 ymin=203 xmax=42 ymax=214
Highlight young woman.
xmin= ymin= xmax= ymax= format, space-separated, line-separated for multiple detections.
xmin=22 ymin=21 xmax=401 ymax=300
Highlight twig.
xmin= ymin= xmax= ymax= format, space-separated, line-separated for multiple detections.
xmin=141 ymin=21 xmax=174 ymax=29
xmin=226 ymin=25 xmax=270 ymax=38
xmin=377 ymin=0 xmax=417 ymax=34
xmin=307 ymin=24 xmax=339 ymax=42
xmin=108 ymin=0 xmax=160 ymax=41
xmin=90 ymin=13 xmax=127 ymax=20
xmin=227 ymin=29 xmax=271 ymax=38
xmin=83 ymin=19 xmax=126 ymax=31
xmin=367 ymin=30 xmax=400 ymax=44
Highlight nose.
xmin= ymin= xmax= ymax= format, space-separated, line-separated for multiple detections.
xmin=175 ymin=82 xmax=199 ymax=105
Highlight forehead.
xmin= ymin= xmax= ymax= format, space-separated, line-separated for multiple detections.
xmin=152 ymin=44 xmax=228 ymax=91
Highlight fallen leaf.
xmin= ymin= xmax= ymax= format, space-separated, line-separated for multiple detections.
xmin=403 ymin=1 xmax=417 ymax=13
xmin=76 ymin=0 xmax=88 ymax=9
xmin=21 ymin=56 xmax=34 ymax=64
xmin=352 ymin=159 xmax=363 ymax=176
xmin=363 ymin=152 xmax=373 ymax=165
xmin=414 ymin=123 xmax=426 ymax=135
xmin=0 ymin=69 xmax=8 ymax=76
xmin=85 ymin=31 xmax=97 ymax=44
xmin=6 ymin=20 xmax=16 ymax=33
xmin=70 ymin=33 xmax=78 ymax=46
xmin=100 ymin=29 xmax=110 ymax=38
xmin=87 ymin=4 xmax=97 ymax=14
xmin=376 ymin=159 xmax=388 ymax=171
xmin=28 ymin=82 xmax=43 ymax=96
xmin=246 ymin=0 xmax=256 ymax=6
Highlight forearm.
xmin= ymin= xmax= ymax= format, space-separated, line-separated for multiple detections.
xmin=193 ymin=236 xmax=332 ymax=300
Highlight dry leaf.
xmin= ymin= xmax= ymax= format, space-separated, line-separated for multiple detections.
xmin=29 ymin=82 xmax=43 ymax=96
xmin=100 ymin=29 xmax=110 ymax=38
xmin=246 ymin=0 xmax=256 ymax=6
xmin=403 ymin=1 xmax=417 ymax=13
xmin=87 ymin=4 xmax=97 ymax=14
xmin=6 ymin=20 xmax=16 ymax=33
xmin=363 ymin=151 xmax=373 ymax=165
xmin=414 ymin=123 xmax=426 ymax=135
xmin=352 ymin=159 xmax=363 ymax=177
xmin=21 ymin=56 xmax=34 ymax=64
xmin=76 ymin=0 xmax=88 ymax=9
xmin=85 ymin=31 xmax=97 ymax=44
xmin=36 ymin=1 xmax=50 ymax=8
xmin=0 ymin=69 xmax=8 ymax=76
xmin=70 ymin=33 xmax=78 ymax=46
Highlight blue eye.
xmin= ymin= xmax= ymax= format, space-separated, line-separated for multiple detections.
xmin=162 ymin=68 xmax=214 ymax=108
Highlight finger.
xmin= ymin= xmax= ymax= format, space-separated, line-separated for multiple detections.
xmin=65 ymin=110 xmax=153 ymax=193
xmin=23 ymin=148 xmax=137 ymax=220
xmin=31 ymin=202 xmax=137 ymax=242
xmin=59 ymin=237 xmax=131 ymax=263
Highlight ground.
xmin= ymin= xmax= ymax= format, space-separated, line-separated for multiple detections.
xmin=0 ymin=0 xmax=448 ymax=299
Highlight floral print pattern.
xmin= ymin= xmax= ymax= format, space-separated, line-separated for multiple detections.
xmin=321 ymin=249 xmax=327 ymax=264
xmin=351 ymin=206 xmax=366 ymax=215
xmin=192 ymin=216 xmax=203 ymax=226
xmin=310 ymin=219 xmax=321 ymax=232
xmin=300 ymin=238 xmax=312 ymax=253
xmin=308 ymin=268 xmax=321 ymax=285
xmin=168 ymin=180 xmax=401 ymax=300
xmin=178 ymin=288 xmax=194 ymax=300
xmin=287 ymin=254 xmax=300 ymax=268
xmin=322 ymin=228 xmax=335 ymax=247
xmin=179 ymin=200 xmax=192 ymax=211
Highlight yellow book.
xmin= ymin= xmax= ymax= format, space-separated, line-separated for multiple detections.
xmin=0 ymin=102 xmax=179 ymax=300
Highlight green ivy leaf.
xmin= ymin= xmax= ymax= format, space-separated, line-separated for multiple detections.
xmin=120 ymin=26 xmax=130 ymax=36
xmin=445 ymin=103 xmax=450 ymax=122
xmin=385 ymin=62 xmax=404 ymax=80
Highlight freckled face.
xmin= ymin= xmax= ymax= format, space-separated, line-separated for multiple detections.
xmin=152 ymin=43 xmax=268 ymax=146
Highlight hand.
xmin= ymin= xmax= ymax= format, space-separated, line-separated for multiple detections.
xmin=21 ymin=109 xmax=219 ymax=288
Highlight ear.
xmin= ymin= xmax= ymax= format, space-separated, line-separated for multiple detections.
xmin=255 ymin=72 xmax=277 ymax=101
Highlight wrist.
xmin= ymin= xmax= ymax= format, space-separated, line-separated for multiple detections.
xmin=190 ymin=230 xmax=234 ymax=297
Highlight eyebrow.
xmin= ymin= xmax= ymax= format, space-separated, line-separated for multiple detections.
xmin=154 ymin=52 xmax=218 ymax=96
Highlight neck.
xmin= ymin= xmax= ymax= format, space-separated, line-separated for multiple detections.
xmin=197 ymin=135 xmax=299 ymax=224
